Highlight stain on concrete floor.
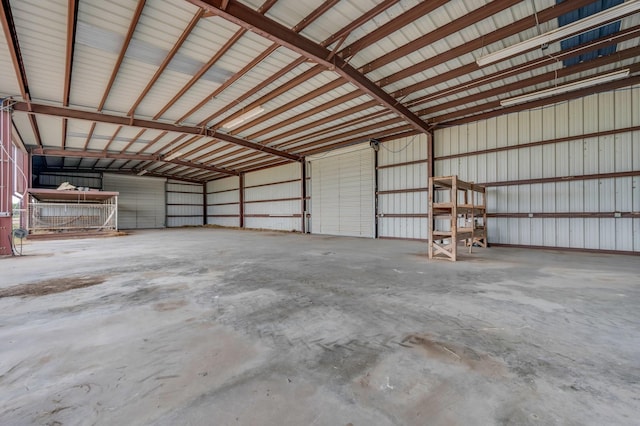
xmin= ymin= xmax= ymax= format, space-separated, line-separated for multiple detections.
xmin=0 ymin=275 xmax=106 ymax=298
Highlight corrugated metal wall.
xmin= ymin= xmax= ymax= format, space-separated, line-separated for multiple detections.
xmin=244 ymin=162 xmax=302 ymax=232
xmin=166 ymin=180 xmax=204 ymax=227
xmin=103 ymin=174 xmax=166 ymax=229
xmin=309 ymin=143 xmax=375 ymax=238
xmin=435 ymin=85 xmax=640 ymax=252
xmin=36 ymin=172 xmax=102 ymax=189
xmin=206 ymin=176 xmax=240 ymax=227
xmin=378 ymin=134 xmax=429 ymax=241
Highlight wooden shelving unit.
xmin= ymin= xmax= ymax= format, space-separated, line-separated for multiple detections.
xmin=428 ymin=175 xmax=487 ymax=261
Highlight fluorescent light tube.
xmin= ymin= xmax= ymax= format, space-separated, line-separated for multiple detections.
xmin=137 ymin=170 xmax=148 ymax=176
xmin=221 ymin=106 xmax=264 ymax=130
xmin=164 ymin=151 xmax=183 ymax=161
xmin=477 ymin=0 xmax=640 ymax=67
xmin=500 ymin=69 xmax=630 ymax=107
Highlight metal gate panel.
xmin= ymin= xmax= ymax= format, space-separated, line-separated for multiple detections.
xmin=103 ymin=174 xmax=165 ymax=229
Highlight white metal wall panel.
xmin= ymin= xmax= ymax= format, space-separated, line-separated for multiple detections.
xmin=206 ymin=176 xmax=240 ymax=227
xmin=244 ymin=163 xmax=302 ymax=231
xmin=36 ymin=172 xmax=102 ymax=189
xmin=434 ymin=85 xmax=640 ymax=252
xmin=103 ymin=174 xmax=166 ymax=229
xmin=166 ymin=180 xmax=203 ymax=227
xmin=378 ymin=134 xmax=429 ymax=240
xmin=310 ymin=144 xmax=374 ymax=238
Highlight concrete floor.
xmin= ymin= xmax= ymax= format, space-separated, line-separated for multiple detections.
xmin=1 ymin=228 xmax=639 ymax=425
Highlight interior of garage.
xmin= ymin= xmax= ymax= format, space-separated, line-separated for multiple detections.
xmin=1 ymin=0 xmax=639 ymax=424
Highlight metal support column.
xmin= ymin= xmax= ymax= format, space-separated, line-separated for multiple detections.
xmin=1 ymin=100 xmax=14 ymax=255
xmin=301 ymin=160 xmax=306 ymax=234
xmin=239 ymin=173 xmax=244 ymax=228
xmin=202 ymin=182 xmax=208 ymax=225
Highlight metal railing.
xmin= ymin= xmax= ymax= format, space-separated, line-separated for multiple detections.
xmin=28 ymin=202 xmax=117 ymax=232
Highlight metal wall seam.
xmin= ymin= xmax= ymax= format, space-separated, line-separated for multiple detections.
xmin=433 ymin=85 xmax=640 ymax=252
xmin=243 ymin=162 xmax=302 ymax=231
xmin=206 ymin=176 xmax=240 ymax=226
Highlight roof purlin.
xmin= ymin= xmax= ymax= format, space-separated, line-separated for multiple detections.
xmin=187 ymin=0 xmax=431 ymax=134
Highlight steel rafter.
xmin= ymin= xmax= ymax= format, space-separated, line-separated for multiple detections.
xmin=31 ymin=147 xmax=238 ymax=176
xmin=186 ymin=0 xmax=431 ymax=134
xmin=12 ymin=101 xmax=300 ymax=162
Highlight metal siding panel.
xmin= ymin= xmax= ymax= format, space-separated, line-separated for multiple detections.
xmin=207 ymin=176 xmax=239 ymax=192
xmin=542 ymin=105 xmax=556 ymax=141
xmin=543 ymin=183 xmax=555 ymax=213
xmin=243 ymin=163 xmax=301 ymax=232
xmin=103 ymin=174 xmax=166 ymax=229
xmin=569 ymin=181 xmax=584 ymax=213
xmin=583 ymin=94 xmax=599 ymax=134
xmin=599 ymin=218 xmax=616 ymax=250
xmin=496 ymin=187 xmax=508 ymax=213
xmin=600 ymin=178 xmax=615 ymax=212
xmin=486 ymin=183 xmax=497 ymax=213
xmin=556 ymin=182 xmax=569 ymax=212
xmin=437 ymin=127 xmax=450 ymax=158
xmin=530 ymin=182 xmax=543 ymax=213
xmin=518 ymin=216 xmax=531 ymax=246
xmin=168 ymin=192 xmax=202 ymax=205
xmin=508 ymin=217 xmax=519 ymax=245
xmin=12 ymin=0 xmax=67 ymax=102
xmin=507 ymin=185 xmax=519 ymax=213
xmin=486 ymin=153 xmax=497 ymax=184
xmin=600 ymin=134 xmax=616 ymax=174
xmin=245 ymin=162 xmax=300 ymax=186
xmin=616 ymin=217 xmax=633 ymax=251
xmin=167 ymin=181 xmax=202 ymax=193
xmin=584 ymin=218 xmax=600 ymax=249
xmin=472 ymin=153 xmax=484 ymax=185
xmin=569 ymin=217 xmax=585 ymax=249
xmin=311 ymin=145 xmax=373 ymax=237
xmin=555 ymin=216 xmax=569 ymax=247
xmin=209 ymin=204 xmax=239 ymax=216
xmin=543 ymin=218 xmax=556 ymax=247
xmin=486 ymin=117 xmax=497 ymax=151
xmin=496 ymin=115 xmax=508 ymax=148
xmin=244 ymin=181 xmax=299 ymax=202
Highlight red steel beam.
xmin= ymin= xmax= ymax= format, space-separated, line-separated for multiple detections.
xmin=360 ymin=0 xmax=520 ymax=73
xmin=1 ymin=101 xmax=13 ymax=255
xmin=434 ymin=74 xmax=640 ymax=128
xmin=128 ymin=9 xmax=204 ymax=117
xmin=153 ymin=27 xmax=247 ymax=120
xmin=12 ymin=102 xmax=301 ymax=161
xmin=31 ymin=147 xmax=238 ymax=176
xmin=186 ymin=0 xmax=400 ymax=127
xmin=1 ymin=0 xmax=43 ymax=147
xmin=98 ymin=0 xmax=146 ymax=111
xmin=187 ymin=0 xmax=431 ymax=134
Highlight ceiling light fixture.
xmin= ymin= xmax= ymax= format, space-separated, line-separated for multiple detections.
xmin=476 ymin=0 xmax=640 ymax=67
xmin=137 ymin=169 xmax=148 ymax=176
xmin=500 ymin=69 xmax=630 ymax=107
xmin=164 ymin=151 xmax=183 ymax=161
xmin=221 ymin=106 xmax=265 ymax=130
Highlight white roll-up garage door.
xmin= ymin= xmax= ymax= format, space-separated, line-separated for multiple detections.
xmin=103 ymin=174 xmax=166 ymax=229
xmin=310 ymin=144 xmax=374 ymax=237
